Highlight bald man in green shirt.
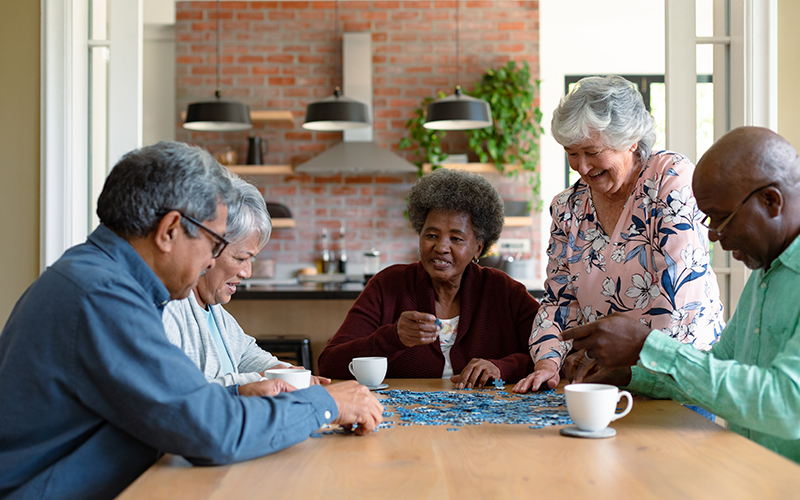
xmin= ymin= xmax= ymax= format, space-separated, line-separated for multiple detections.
xmin=561 ymin=126 xmax=800 ymax=463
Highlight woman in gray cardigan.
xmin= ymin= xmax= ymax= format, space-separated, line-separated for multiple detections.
xmin=162 ymin=172 xmax=330 ymax=394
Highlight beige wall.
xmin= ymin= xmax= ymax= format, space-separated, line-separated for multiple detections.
xmin=0 ymin=3 xmax=40 ymax=326
xmin=778 ymin=0 xmax=800 ymax=148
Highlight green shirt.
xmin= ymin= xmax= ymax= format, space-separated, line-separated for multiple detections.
xmin=627 ymin=235 xmax=800 ymax=463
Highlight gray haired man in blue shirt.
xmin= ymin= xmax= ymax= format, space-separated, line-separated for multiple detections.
xmin=0 ymin=141 xmax=383 ymax=500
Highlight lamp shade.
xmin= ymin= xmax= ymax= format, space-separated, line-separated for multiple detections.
xmin=303 ymin=90 xmax=370 ymax=131
xmin=183 ymin=100 xmax=253 ymax=132
xmin=423 ymin=88 xmax=492 ymax=131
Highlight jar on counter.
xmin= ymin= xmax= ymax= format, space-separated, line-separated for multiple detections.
xmin=363 ymin=248 xmax=380 ymax=283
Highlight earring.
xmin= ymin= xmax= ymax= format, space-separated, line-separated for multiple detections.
xmin=472 ymin=257 xmax=479 ymax=264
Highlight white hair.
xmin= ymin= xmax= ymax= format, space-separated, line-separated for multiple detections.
xmin=551 ymin=75 xmax=656 ymax=165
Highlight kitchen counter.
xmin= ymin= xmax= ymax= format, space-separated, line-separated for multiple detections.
xmin=232 ymin=279 xmax=545 ymax=301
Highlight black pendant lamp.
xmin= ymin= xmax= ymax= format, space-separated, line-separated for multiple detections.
xmin=183 ymin=0 xmax=252 ymax=132
xmin=424 ymin=0 xmax=492 ymax=131
xmin=303 ymin=0 xmax=370 ymax=131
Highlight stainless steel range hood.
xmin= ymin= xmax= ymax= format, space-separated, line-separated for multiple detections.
xmin=295 ymin=32 xmax=417 ymax=174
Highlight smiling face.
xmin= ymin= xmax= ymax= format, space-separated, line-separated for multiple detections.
xmin=564 ymin=136 xmax=639 ymax=199
xmin=418 ymin=210 xmax=484 ymax=287
xmin=193 ymin=231 xmax=260 ymax=308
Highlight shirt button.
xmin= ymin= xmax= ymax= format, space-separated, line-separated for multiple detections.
xmin=760 ymin=283 xmax=767 ymax=289
xmin=687 ymin=388 xmax=693 ymax=395
xmin=324 ymin=410 xmax=331 ymax=420
xmin=649 ymin=361 xmax=657 ymax=368
xmin=754 ymin=328 xmax=760 ymax=334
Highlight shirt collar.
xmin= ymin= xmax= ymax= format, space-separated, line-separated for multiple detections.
xmin=768 ymin=233 xmax=800 ymax=275
xmin=87 ymin=224 xmax=172 ymax=309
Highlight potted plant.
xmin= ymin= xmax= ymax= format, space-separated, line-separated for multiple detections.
xmin=398 ymin=61 xmax=543 ymax=207
xmin=464 ymin=60 xmax=543 ymax=206
xmin=397 ymin=92 xmax=449 ymax=172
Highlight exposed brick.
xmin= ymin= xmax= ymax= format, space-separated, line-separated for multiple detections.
xmin=268 ymin=77 xmax=296 ymax=85
xmin=176 ymin=0 xmax=541 ymax=276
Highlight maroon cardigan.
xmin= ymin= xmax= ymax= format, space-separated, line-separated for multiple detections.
xmin=318 ymin=262 xmax=539 ymax=382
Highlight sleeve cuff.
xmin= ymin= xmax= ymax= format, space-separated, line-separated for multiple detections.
xmin=286 ymin=385 xmax=339 ymax=425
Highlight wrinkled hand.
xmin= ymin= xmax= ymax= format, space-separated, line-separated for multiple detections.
xmin=561 ymin=313 xmax=651 ymax=368
xmin=563 ymin=350 xmax=597 ymax=382
xmin=310 ymin=375 xmax=331 ymax=386
xmin=238 ymin=379 xmax=296 ymax=397
xmin=450 ymin=358 xmax=500 ymax=389
xmin=572 ymin=365 xmax=633 ymax=386
xmin=512 ymin=358 xmax=560 ymax=393
xmin=396 ymin=311 xmax=439 ymax=347
xmin=325 ymin=381 xmax=384 ymax=435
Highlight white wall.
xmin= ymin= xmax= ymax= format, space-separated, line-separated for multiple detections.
xmin=143 ymin=24 xmax=176 ymax=145
xmin=538 ymin=0 xmax=666 ymax=279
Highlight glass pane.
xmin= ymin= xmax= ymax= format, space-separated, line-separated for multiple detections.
xmin=90 ymin=0 xmax=108 ymax=40
xmin=650 ymin=82 xmax=666 ymax=153
xmin=89 ymin=46 xmax=110 ymax=230
xmin=696 ymin=0 xmax=714 ymax=37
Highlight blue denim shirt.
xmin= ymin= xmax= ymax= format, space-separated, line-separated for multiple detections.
xmin=0 ymin=225 xmax=337 ymax=499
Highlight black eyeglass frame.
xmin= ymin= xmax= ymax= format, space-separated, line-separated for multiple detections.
xmin=699 ymin=183 xmax=775 ymax=237
xmin=162 ymin=210 xmax=229 ymax=258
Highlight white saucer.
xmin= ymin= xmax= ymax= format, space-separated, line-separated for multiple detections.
xmin=366 ymin=383 xmax=389 ymax=391
xmin=559 ymin=425 xmax=616 ymax=439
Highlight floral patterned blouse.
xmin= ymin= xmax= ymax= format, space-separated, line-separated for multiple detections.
xmin=529 ymin=151 xmax=726 ymax=366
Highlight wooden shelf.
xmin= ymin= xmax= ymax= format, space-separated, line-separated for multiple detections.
xmin=422 ymin=163 xmax=521 ymax=174
xmin=228 ymin=165 xmax=293 ymax=175
xmin=271 ymin=218 xmax=296 ymax=229
xmin=505 ymin=216 xmax=533 ymax=227
xmin=250 ymin=110 xmax=294 ymax=125
xmin=180 ymin=110 xmax=294 ymax=126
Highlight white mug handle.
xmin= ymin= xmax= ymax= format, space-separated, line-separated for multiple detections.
xmin=610 ymin=390 xmax=633 ymax=422
xmin=348 ymin=360 xmax=356 ymax=378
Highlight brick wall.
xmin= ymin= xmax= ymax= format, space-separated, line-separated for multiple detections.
xmin=175 ymin=1 xmax=542 ymax=276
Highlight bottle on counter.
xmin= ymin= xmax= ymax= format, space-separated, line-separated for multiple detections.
xmin=337 ymin=225 xmax=347 ymax=274
xmin=319 ymin=228 xmax=332 ymax=274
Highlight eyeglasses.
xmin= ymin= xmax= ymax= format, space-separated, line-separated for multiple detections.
xmin=174 ymin=211 xmax=229 ymax=258
xmin=700 ymin=183 xmax=774 ymax=237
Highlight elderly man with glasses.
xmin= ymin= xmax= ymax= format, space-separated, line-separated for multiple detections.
xmin=0 ymin=142 xmax=383 ymax=500
xmin=559 ymin=126 xmax=800 ymax=463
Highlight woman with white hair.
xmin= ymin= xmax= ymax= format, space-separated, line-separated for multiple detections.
xmin=163 ymin=172 xmax=329 ymax=395
xmin=513 ymin=76 xmax=725 ymax=397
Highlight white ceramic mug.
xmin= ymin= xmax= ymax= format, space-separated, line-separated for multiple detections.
xmin=348 ymin=357 xmax=387 ymax=387
xmin=565 ymin=383 xmax=633 ymax=432
xmin=263 ymin=368 xmax=311 ymax=389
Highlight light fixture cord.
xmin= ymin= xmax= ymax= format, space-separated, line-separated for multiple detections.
xmin=335 ymin=0 xmax=341 ymax=95
xmin=455 ymin=0 xmax=460 ymax=90
xmin=215 ymin=0 xmax=221 ymax=98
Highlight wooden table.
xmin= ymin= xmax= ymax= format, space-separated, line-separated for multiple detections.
xmin=117 ymin=379 xmax=800 ymax=499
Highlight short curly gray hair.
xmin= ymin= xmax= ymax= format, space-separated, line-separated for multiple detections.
xmin=224 ymin=171 xmax=272 ymax=250
xmin=551 ymin=75 xmax=656 ymax=166
xmin=407 ymin=168 xmax=504 ymax=257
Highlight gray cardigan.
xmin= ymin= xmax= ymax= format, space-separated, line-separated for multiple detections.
xmin=163 ymin=291 xmax=287 ymax=386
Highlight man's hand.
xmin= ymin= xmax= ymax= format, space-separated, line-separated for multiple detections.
xmin=238 ymin=379 xmax=296 ymax=397
xmin=512 ymin=358 xmax=560 ymax=393
xmin=561 ymin=313 xmax=651 ymax=368
xmin=396 ymin=311 xmax=439 ymax=347
xmin=325 ymin=381 xmax=384 ymax=435
xmin=450 ymin=358 xmax=500 ymax=389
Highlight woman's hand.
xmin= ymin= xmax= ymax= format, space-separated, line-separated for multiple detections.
xmin=450 ymin=358 xmax=501 ymax=389
xmin=511 ymin=358 xmax=560 ymax=393
xmin=396 ymin=311 xmax=439 ymax=347
xmin=238 ymin=378 xmax=296 ymax=397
